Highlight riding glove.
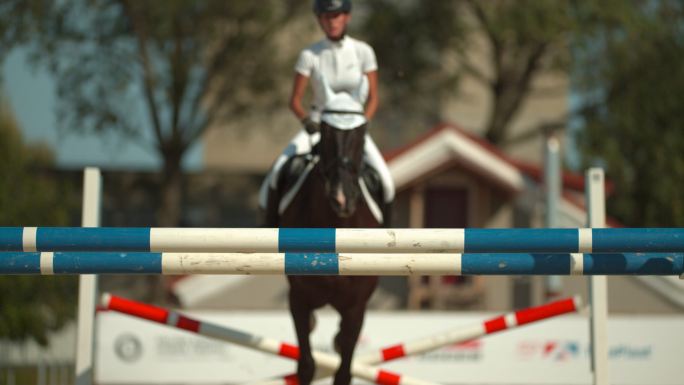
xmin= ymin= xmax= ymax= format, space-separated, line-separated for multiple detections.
xmin=302 ymin=116 xmax=319 ymax=134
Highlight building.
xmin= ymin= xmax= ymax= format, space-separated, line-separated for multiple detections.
xmin=382 ymin=123 xmax=684 ymax=314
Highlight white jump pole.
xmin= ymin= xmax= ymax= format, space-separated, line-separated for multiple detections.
xmin=101 ymin=294 xmax=439 ymax=385
xmin=3 ymin=251 xmax=682 ymax=275
xmin=74 ymin=167 xmax=101 ymax=385
xmin=5 ymin=227 xmax=684 ymax=254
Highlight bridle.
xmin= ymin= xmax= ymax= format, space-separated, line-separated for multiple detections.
xmin=318 ymin=108 xmax=366 ymax=178
xmin=318 ymin=122 xmax=366 ymax=180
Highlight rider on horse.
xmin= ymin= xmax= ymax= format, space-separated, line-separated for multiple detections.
xmin=260 ymin=0 xmax=394 ymax=226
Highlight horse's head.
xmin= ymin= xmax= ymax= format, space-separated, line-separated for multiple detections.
xmin=318 ymin=93 xmax=367 ymax=218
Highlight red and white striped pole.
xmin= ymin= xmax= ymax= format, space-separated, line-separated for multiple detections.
xmin=254 ymin=296 xmax=582 ymax=385
xmin=361 ymin=296 xmax=582 ymax=363
xmin=101 ymin=293 xmax=439 ymax=385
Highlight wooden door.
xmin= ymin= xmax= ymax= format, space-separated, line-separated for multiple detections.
xmin=424 ymin=187 xmax=468 ymax=228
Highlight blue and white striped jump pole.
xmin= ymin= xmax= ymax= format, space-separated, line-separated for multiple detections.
xmin=2 ymin=227 xmax=684 ymax=254
xmin=1 ymin=251 xmax=682 ymax=276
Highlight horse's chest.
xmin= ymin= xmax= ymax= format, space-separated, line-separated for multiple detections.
xmin=281 ymin=176 xmax=379 ymax=228
xmin=288 ymin=276 xmax=379 ymax=310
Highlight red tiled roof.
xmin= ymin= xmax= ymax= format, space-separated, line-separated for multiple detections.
xmin=383 ymin=122 xmax=613 ymax=194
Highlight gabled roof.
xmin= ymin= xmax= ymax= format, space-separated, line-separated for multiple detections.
xmin=385 ymin=123 xmax=525 ymax=193
xmin=384 ymin=122 xmax=611 ymax=195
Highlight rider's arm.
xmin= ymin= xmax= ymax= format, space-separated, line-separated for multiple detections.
xmin=289 ymin=73 xmax=310 ymax=121
xmin=364 ymin=70 xmax=378 ymax=121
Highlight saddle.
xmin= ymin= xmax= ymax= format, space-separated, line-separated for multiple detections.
xmin=263 ymin=147 xmax=389 ymax=227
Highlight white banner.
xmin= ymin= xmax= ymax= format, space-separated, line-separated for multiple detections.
xmin=95 ymin=311 xmax=683 ymax=385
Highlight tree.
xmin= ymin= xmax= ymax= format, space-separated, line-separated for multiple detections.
xmin=575 ymin=1 xmax=684 ymax=226
xmin=0 ymin=95 xmax=78 ymax=345
xmin=463 ymin=0 xmax=575 ymax=144
xmin=0 ymin=0 xmax=48 ymax=64
xmin=359 ymin=1 xmax=465 ymax=144
xmin=361 ymin=0 xmax=576 ymax=145
xmin=18 ymin=0 xmax=305 ymax=226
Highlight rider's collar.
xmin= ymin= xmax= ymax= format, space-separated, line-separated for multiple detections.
xmin=325 ymin=35 xmax=348 ymax=48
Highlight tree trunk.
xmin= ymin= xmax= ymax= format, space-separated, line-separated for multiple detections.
xmin=484 ymin=81 xmax=529 ymax=144
xmin=158 ymin=147 xmax=184 ymax=227
xmin=481 ymin=35 xmax=548 ymax=145
xmin=145 ymin=144 xmax=184 ymax=305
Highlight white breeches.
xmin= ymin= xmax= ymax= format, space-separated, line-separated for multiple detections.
xmin=258 ymin=129 xmax=395 ymax=209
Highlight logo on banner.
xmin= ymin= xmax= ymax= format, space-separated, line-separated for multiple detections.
xmin=518 ymin=340 xmax=580 ymax=361
xmin=417 ymin=340 xmax=483 ymax=362
xmin=518 ymin=340 xmax=653 ymax=362
xmin=115 ymin=333 xmax=144 ymax=362
xmin=543 ymin=341 xmax=580 ymax=361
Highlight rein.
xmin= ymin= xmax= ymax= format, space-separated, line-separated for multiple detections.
xmin=322 ymin=109 xmax=366 ymax=115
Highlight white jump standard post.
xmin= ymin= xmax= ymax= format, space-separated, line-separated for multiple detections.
xmin=587 ymin=168 xmax=609 ymax=385
xmin=74 ymin=167 xmax=102 ymax=385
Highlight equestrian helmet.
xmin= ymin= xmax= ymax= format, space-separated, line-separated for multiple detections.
xmin=313 ymin=0 xmax=352 ymax=15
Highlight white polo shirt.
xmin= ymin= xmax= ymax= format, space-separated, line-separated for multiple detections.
xmin=295 ymin=35 xmax=377 ymax=122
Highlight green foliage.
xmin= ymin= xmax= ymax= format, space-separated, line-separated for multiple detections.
xmin=0 ymin=0 xmax=52 ymax=59
xmin=575 ymin=1 xmax=684 ymax=226
xmin=360 ymin=0 xmax=465 ymax=140
xmin=0 ymin=106 xmax=73 ymax=227
xmin=0 ymin=275 xmax=77 ymax=346
xmin=0 ymin=98 xmax=78 ymax=346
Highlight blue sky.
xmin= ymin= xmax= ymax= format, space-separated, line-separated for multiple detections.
xmin=2 ymin=49 xmax=203 ymax=171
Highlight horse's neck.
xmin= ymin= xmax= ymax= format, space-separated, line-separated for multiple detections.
xmin=279 ymin=166 xmax=379 ymax=228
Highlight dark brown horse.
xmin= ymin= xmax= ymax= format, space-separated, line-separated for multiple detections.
xmin=264 ymin=109 xmax=387 ymax=385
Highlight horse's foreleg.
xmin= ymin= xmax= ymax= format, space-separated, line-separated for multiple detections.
xmin=333 ymin=307 xmax=366 ymax=385
xmin=289 ymin=297 xmax=315 ymax=385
